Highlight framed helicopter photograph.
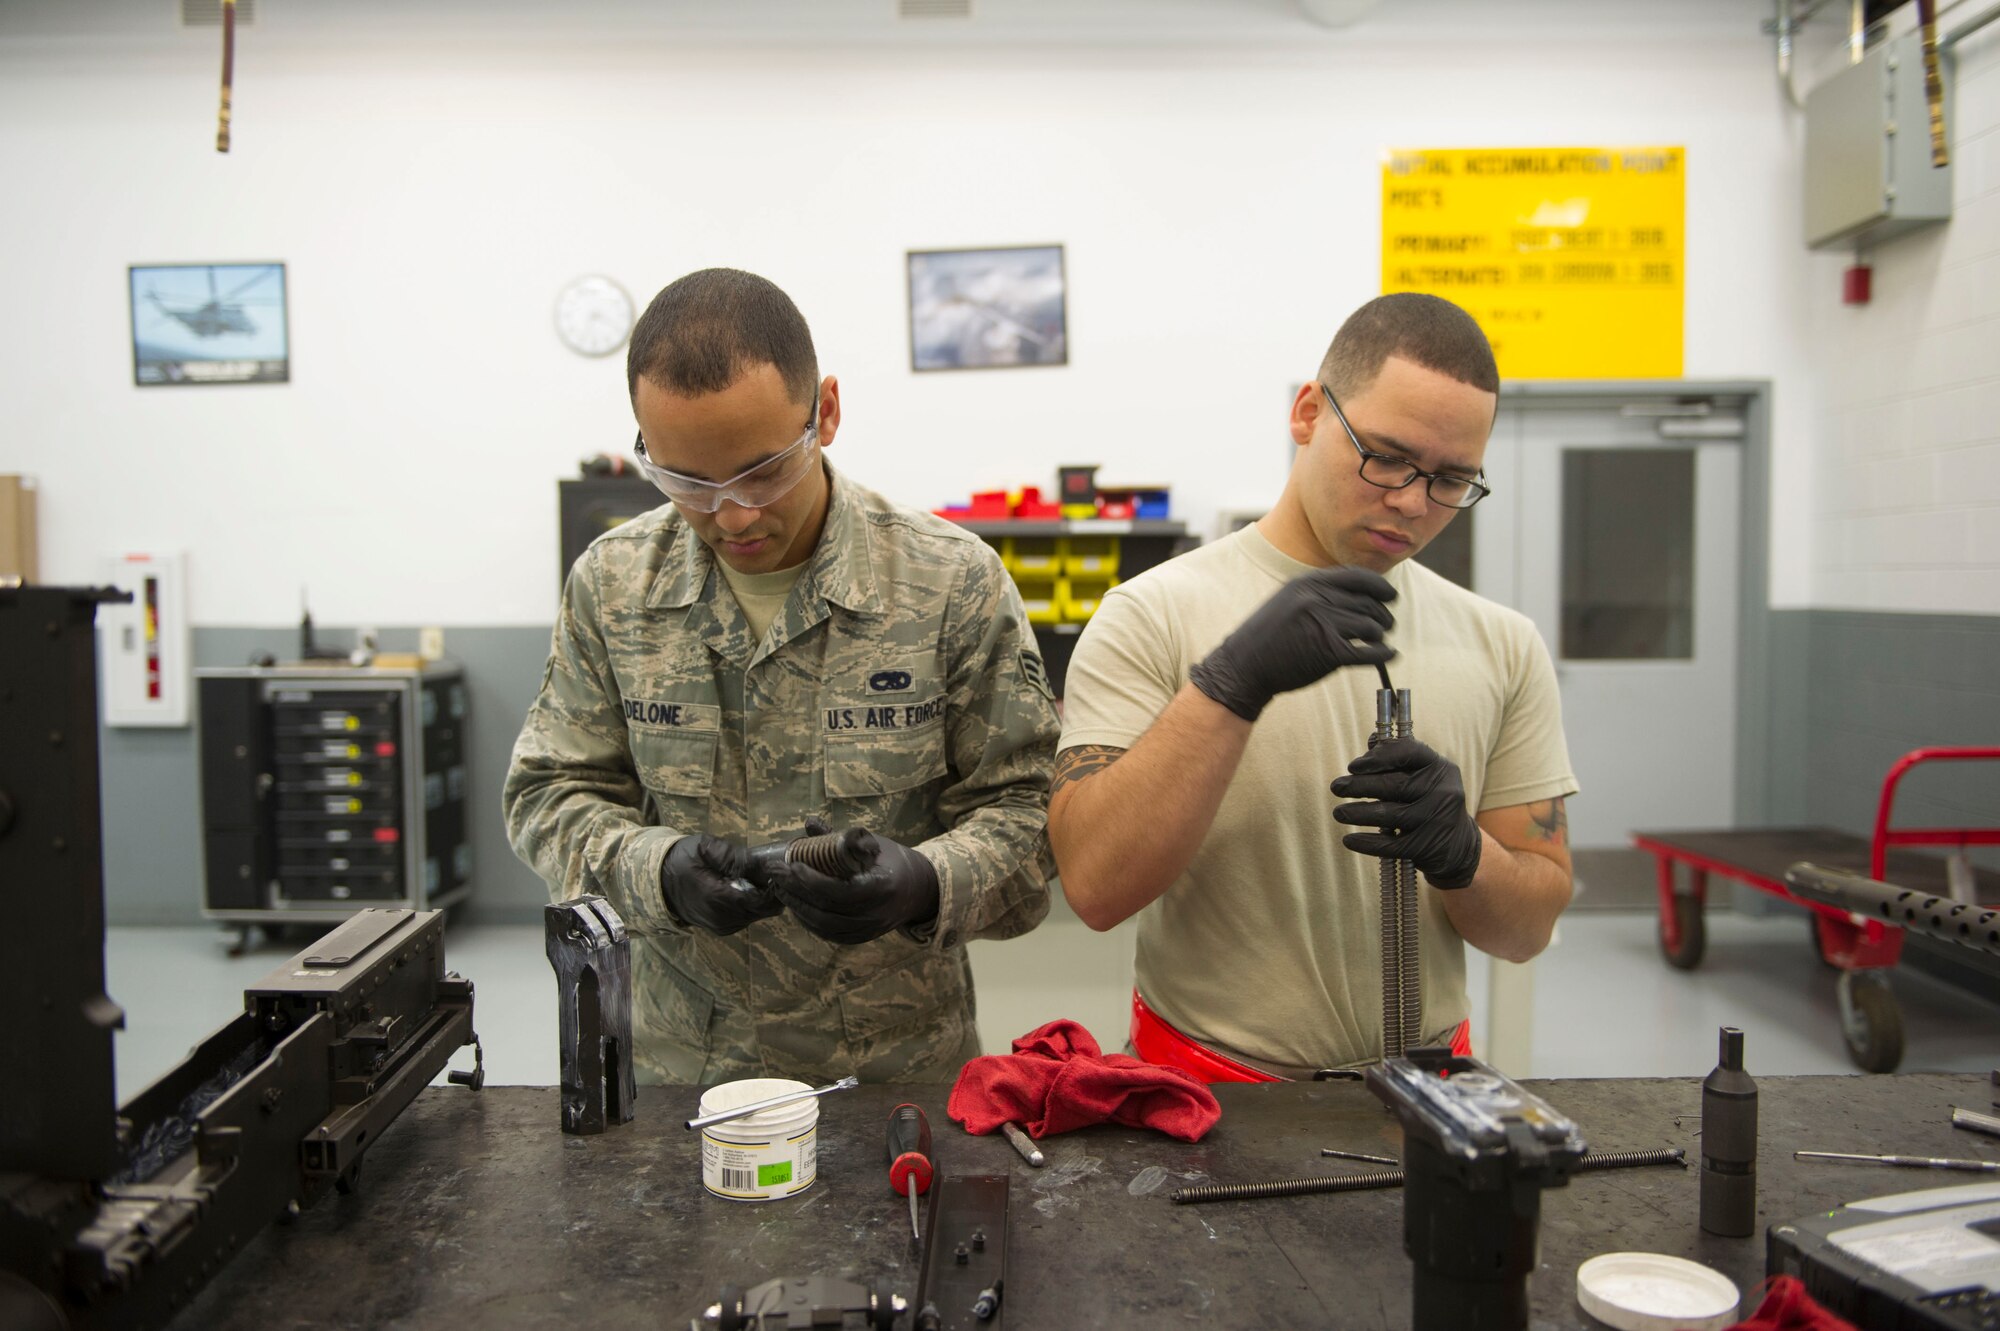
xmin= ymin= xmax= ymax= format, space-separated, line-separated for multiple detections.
xmin=128 ymin=262 xmax=289 ymax=386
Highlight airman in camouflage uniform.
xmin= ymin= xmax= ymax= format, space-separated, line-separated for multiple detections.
xmin=505 ymin=269 xmax=1057 ymax=1084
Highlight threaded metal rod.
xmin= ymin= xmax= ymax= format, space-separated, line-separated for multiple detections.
xmin=1173 ymin=1169 xmax=1406 ymax=1204
xmin=1169 ymin=1146 xmax=1683 ymax=1205
xmin=1393 ymin=693 xmax=1420 ymax=1055
xmin=1373 ymin=688 xmax=1423 ymax=1058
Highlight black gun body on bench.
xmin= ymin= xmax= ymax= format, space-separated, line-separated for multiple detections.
xmin=0 ymin=587 xmax=479 ymax=1331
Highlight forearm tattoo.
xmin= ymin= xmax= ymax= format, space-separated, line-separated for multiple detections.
xmin=1052 ymin=744 xmax=1126 ymax=794
xmin=1528 ymin=797 xmax=1568 ymax=845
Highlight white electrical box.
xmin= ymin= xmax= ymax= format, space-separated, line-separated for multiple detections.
xmin=98 ymin=551 xmax=190 ymax=727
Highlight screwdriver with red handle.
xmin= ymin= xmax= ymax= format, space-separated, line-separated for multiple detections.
xmin=886 ymin=1102 xmax=934 ymax=1242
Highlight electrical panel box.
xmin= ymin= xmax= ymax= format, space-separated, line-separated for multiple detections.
xmin=1805 ymin=29 xmax=1953 ymax=251
xmin=197 ymin=662 xmax=470 ymax=927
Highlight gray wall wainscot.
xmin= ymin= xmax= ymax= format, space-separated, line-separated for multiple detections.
xmin=1801 ymin=611 xmax=2000 ymax=840
xmin=96 ymin=610 xmax=2000 ymax=931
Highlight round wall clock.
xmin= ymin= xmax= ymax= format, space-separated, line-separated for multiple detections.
xmin=554 ymin=275 xmax=635 ymax=357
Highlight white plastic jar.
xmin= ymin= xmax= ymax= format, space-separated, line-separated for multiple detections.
xmin=697 ymin=1078 xmax=820 ymax=1202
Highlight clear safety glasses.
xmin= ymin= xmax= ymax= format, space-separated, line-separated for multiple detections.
xmin=631 ymin=412 xmax=820 ymax=513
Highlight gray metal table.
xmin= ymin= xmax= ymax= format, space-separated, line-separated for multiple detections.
xmin=176 ymin=1073 xmax=1995 ymax=1329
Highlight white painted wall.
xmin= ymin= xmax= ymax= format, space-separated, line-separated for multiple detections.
xmin=1 ymin=1 xmax=1831 ymax=625
xmin=1803 ymin=13 xmax=2000 ymax=615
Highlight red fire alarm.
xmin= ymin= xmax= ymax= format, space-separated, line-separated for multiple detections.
xmin=1843 ymin=263 xmax=1872 ymax=306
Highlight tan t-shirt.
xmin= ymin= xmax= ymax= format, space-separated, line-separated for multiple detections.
xmin=717 ymin=560 xmax=809 ymax=647
xmin=1058 ymin=524 xmax=1577 ymax=1071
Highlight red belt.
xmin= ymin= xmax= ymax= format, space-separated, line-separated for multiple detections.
xmin=1129 ymin=989 xmax=1471 ymax=1084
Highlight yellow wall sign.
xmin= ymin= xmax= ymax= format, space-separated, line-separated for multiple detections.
xmin=1381 ymin=147 xmax=1684 ymax=380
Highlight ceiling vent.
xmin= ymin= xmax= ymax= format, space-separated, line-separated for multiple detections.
xmin=899 ymin=0 xmax=972 ymax=17
xmin=180 ymin=0 xmax=256 ymax=27
xmin=1299 ymin=0 xmax=1381 ymax=27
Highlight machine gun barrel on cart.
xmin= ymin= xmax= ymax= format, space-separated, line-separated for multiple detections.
xmin=1784 ymin=862 xmax=2000 ymax=961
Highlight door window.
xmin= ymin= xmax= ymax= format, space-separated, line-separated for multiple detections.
xmin=1559 ymin=448 xmax=1695 ymax=660
xmin=1414 ymin=511 xmax=1474 ymax=590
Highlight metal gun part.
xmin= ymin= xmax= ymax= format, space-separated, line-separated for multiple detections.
xmin=913 ymin=1174 xmax=1010 ymax=1330
xmin=1373 ymin=687 xmax=1422 ymax=1058
xmin=696 ymin=1275 xmax=903 ymax=1331
xmin=2 ymin=589 xmax=483 ymax=1329
xmin=1366 ymin=1049 xmax=1588 ymax=1331
xmin=745 ymin=826 xmax=882 ymax=888
xmin=1784 ymin=862 xmax=2000 ymax=959
xmin=545 ymin=895 xmax=637 ymax=1135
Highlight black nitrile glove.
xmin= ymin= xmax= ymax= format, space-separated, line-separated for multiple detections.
xmin=1188 ymin=567 xmax=1397 ymax=722
xmin=763 ymin=831 xmax=941 ymax=946
xmin=1330 ymin=737 xmax=1484 ymax=889
xmin=659 ymin=833 xmax=779 ymax=935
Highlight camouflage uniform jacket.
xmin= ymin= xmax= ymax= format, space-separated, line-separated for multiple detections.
xmin=505 ymin=465 xmax=1058 ymax=1084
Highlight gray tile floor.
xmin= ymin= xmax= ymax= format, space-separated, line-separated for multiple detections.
xmin=105 ymin=898 xmax=1998 ymax=1099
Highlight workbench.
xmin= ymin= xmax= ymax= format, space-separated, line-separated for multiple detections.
xmin=176 ymin=1073 xmax=1995 ymax=1329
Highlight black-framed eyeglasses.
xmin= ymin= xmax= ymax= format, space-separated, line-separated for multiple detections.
xmin=1319 ymin=383 xmax=1491 ymax=511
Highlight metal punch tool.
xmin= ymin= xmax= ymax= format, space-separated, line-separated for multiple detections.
xmin=546 ymin=896 xmax=637 ymax=1135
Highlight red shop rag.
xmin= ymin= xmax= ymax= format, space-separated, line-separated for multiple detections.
xmin=1726 ymin=1276 xmax=1858 ymax=1331
xmin=948 ymin=1019 xmax=1222 ymax=1142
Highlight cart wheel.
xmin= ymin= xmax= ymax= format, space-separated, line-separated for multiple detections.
xmin=1659 ymin=894 xmax=1705 ymax=969
xmin=1838 ymin=971 xmax=1904 ymax=1074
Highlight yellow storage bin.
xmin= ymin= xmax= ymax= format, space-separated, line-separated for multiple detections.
xmin=1060 ymin=575 xmax=1119 ymax=622
xmin=1014 ymin=576 xmax=1063 ymax=624
xmin=1003 ymin=537 xmax=1064 ymax=576
xmin=1063 ymin=536 xmax=1120 ymax=577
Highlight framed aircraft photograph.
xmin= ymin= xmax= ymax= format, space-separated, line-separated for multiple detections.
xmin=128 ymin=262 xmax=289 ymax=386
xmin=906 ymin=244 xmax=1067 ymax=372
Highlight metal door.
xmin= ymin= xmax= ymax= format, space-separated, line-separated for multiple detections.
xmin=1474 ymin=398 xmax=1744 ymax=849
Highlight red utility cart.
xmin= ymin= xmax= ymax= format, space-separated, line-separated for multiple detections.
xmin=1633 ymin=746 xmax=2000 ymax=1073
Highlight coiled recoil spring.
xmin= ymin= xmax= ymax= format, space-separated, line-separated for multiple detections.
xmin=785 ymin=827 xmax=879 ymax=878
xmin=1169 ymin=1147 xmax=1685 ymax=1204
xmin=735 ymin=826 xmax=882 ymax=900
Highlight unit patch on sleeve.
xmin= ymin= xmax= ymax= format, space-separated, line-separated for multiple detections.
xmin=1020 ymin=649 xmax=1054 ymax=701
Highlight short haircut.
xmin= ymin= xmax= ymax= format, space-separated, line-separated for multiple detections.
xmin=1318 ymin=293 xmax=1499 ymax=399
xmin=626 ymin=268 xmax=819 ymax=405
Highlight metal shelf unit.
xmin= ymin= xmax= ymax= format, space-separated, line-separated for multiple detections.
xmin=197 ymin=663 xmax=471 ymax=929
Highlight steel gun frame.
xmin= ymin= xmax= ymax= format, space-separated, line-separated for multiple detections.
xmin=0 ymin=586 xmax=482 ymax=1331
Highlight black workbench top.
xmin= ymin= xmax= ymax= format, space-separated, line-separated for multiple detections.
xmin=176 ymin=1073 xmax=1996 ymax=1330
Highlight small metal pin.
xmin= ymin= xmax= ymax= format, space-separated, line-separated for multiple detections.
xmin=1794 ymin=1150 xmax=2000 ymax=1173
xmin=1951 ymin=1107 xmax=2000 ymax=1140
xmin=1001 ymin=1120 xmax=1045 ymax=1167
xmin=685 ymin=1076 xmax=858 ymax=1132
xmin=1320 ymin=1148 xmax=1399 ymax=1166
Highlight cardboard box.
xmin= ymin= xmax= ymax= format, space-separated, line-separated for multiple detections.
xmin=0 ymin=476 xmax=37 ymax=582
